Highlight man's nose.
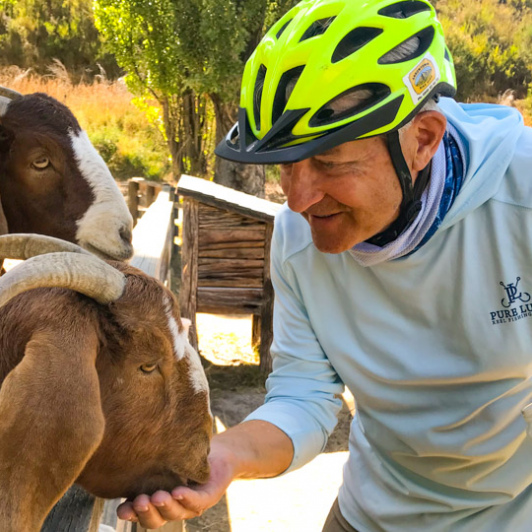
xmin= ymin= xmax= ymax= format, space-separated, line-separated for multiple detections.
xmin=282 ymin=160 xmax=325 ymax=213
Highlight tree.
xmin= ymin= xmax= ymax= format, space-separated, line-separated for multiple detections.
xmin=94 ymin=0 xmax=299 ymax=194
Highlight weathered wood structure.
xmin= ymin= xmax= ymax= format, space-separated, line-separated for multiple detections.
xmin=40 ymin=188 xmax=182 ymax=532
xmin=177 ymin=174 xmax=282 ymax=373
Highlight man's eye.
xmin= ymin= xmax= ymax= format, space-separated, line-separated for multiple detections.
xmin=316 ymin=160 xmax=337 ymax=169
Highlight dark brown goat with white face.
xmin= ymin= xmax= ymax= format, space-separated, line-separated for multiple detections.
xmin=0 ymin=235 xmax=212 ymax=532
xmin=0 ymin=88 xmax=133 ymax=261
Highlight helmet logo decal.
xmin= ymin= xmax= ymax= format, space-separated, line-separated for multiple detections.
xmin=403 ymin=53 xmax=441 ymax=104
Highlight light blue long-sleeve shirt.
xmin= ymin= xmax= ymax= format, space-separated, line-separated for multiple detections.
xmin=246 ymin=98 xmax=532 ymax=531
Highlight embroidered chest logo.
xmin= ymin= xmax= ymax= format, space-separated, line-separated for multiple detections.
xmin=500 ymin=278 xmax=531 ymax=307
xmin=491 ymin=277 xmax=532 ymax=324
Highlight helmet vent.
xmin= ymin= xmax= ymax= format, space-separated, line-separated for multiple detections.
xmin=253 ymin=64 xmax=267 ymax=131
xmin=378 ymin=1 xmax=431 ymax=19
xmin=276 ymin=19 xmax=292 ymax=39
xmin=444 ymin=47 xmax=451 ymax=62
xmin=331 ymin=27 xmax=383 ymax=64
xmin=378 ymin=26 xmax=435 ymax=64
xmin=299 ymin=17 xmax=336 ymax=42
xmin=309 ymin=83 xmax=391 ymax=127
xmin=272 ymin=65 xmax=305 ymax=126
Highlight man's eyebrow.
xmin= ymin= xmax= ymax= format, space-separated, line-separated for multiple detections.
xmin=315 ymin=146 xmax=343 ymax=157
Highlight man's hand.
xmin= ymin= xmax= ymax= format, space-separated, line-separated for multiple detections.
xmin=116 ymin=420 xmax=293 ymax=529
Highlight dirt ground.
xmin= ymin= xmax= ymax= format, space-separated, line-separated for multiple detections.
xmin=184 ymin=314 xmax=354 ymax=532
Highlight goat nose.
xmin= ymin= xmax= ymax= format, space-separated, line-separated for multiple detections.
xmin=119 ymin=226 xmax=132 ymax=245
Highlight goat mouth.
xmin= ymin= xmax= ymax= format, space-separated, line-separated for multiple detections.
xmin=126 ymin=470 xmax=188 ymax=499
xmin=82 ymin=241 xmax=134 ymax=261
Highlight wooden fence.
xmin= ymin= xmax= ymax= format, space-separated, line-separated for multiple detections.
xmin=41 ymin=186 xmax=181 ymax=532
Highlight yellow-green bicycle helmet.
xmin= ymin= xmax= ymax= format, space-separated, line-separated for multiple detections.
xmin=215 ymin=0 xmax=456 ymax=244
xmin=216 ymin=0 xmax=455 ymax=164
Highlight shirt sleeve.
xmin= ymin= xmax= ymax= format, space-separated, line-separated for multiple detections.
xmin=244 ymin=220 xmax=344 ymax=473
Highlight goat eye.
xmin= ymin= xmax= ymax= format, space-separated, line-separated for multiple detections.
xmin=140 ymin=363 xmax=158 ymax=374
xmin=32 ymin=157 xmax=50 ymax=169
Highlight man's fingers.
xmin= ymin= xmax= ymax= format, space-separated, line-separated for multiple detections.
xmin=152 ymin=489 xmax=203 ymax=519
xmin=116 ymin=501 xmax=138 ymax=523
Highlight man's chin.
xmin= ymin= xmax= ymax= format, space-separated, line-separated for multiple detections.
xmin=311 ymin=236 xmax=355 ymax=254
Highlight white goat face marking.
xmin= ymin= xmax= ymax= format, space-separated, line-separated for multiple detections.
xmin=70 ymin=130 xmax=134 ymax=261
xmin=166 ymin=298 xmax=186 ymax=361
xmin=165 ymin=297 xmax=209 ymax=394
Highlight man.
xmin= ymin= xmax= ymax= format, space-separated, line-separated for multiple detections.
xmin=119 ymin=0 xmax=532 ymax=529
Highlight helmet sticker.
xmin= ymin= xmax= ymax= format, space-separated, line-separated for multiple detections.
xmin=403 ymin=53 xmax=441 ymax=104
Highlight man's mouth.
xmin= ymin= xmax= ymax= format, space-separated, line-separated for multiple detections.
xmin=307 ymin=212 xmax=342 ymax=221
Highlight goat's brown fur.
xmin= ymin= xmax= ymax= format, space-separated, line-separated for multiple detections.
xmin=0 ymin=261 xmax=212 ymax=531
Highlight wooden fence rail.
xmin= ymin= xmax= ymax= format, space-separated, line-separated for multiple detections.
xmin=41 ymin=186 xmax=181 ymax=532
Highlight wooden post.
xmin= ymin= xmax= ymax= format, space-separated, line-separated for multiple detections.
xmin=41 ymin=486 xmax=99 ymax=532
xmin=145 ymin=184 xmax=156 ymax=208
xmin=128 ymin=180 xmax=140 ymax=226
xmin=179 ymin=198 xmax=199 ymax=351
xmin=251 ymin=315 xmax=261 ymax=351
xmin=259 ymin=223 xmax=274 ymax=374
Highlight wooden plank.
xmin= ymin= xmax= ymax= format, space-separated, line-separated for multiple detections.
xmin=199 ymin=241 xmax=265 ymax=251
xmin=198 ymin=272 xmax=263 ymax=282
xmin=260 ymin=223 xmax=275 ymax=374
xmin=197 ymin=287 xmax=263 ymax=314
xmin=177 ymin=174 xmax=282 ymax=222
xmin=41 ymin=485 xmax=98 ymax=532
xmin=198 ymin=204 xmax=259 ymax=229
xmin=198 ymin=278 xmax=263 ymax=288
xmin=199 ymin=227 xmax=265 ymax=245
xmin=198 ymin=248 xmax=265 ymax=259
xmin=179 ymin=198 xmax=199 ymax=350
xmin=198 ymin=258 xmax=264 ymax=269
xmin=100 ymin=189 xmax=181 ymax=532
xmin=130 ymin=189 xmax=175 ymax=283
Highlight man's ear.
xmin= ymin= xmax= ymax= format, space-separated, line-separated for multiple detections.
xmin=411 ymin=110 xmax=447 ymax=172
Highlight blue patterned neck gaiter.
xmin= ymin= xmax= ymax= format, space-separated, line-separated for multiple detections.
xmin=414 ymin=131 xmax=465 ymax=252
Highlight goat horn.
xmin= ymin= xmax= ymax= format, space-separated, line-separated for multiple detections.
xmin=0 ymin=252 xmax=126 ymax=307
xmin=0 ymin=86 xmax=22 ymax=117
xmin=0 ymin=86 xmax=22 ymax=100
xmin=0 ymin=234 xmax=91 ymax=260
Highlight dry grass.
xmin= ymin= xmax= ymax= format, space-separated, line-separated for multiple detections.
xmin=0 ymin=66 xmax=169 ymax=180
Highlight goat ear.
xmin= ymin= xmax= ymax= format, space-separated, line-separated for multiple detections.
xmin=0 ymin=325 xmax=105 ymax=531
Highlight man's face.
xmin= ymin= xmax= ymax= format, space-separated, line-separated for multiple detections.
xmin=280 ymin=136 xmax=404 ymax=253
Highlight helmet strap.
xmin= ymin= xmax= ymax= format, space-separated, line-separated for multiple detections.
xmin=366 ymin=130 xmax=431 ymax=247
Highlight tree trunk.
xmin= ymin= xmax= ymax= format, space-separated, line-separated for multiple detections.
xmin=161 ymin=96 xmax=183 ymax=178
xmin=210 ymin=94 xmax=265 ymax=197
xmin=182 ymin=90 xmax=207 ymax=177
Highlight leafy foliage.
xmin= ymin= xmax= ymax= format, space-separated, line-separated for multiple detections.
xmin=435 ymin=0 xmax=532 ymax=99
xmin=0 ymin=0 xmax=118 ymax=79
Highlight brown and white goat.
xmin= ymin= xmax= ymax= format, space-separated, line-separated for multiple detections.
xmin=0 ymin=87 xmax=133 ymax=261
xmin=0 ymin=234 xmax=212 ymax=532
